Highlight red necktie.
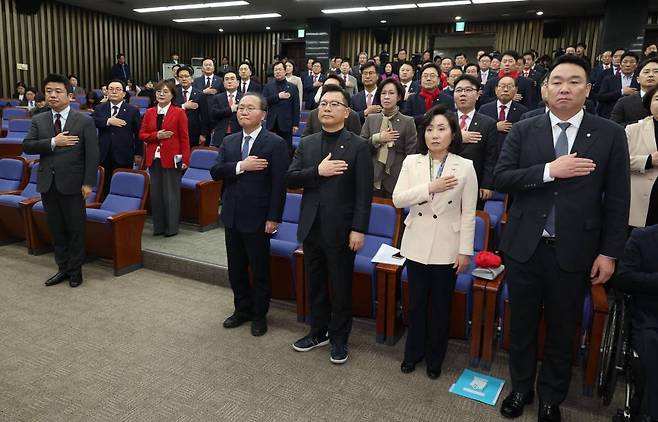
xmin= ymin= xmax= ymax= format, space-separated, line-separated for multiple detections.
xmin=206 ymin=77 xmax=211 ymax=88
xmin=498 ymin=105 xmax=507 ymax=121
xmin=459 ymin=114 xmax=468 ymax=130
xmin=54 ymin=113 xmax=62 ymax=135
xmin=226 ymin=93 xmax=235 ymax=134
xmin=183 ymin=90 xmax=188 ymax=103
xmin=313 ymin=75 xmax=317 ymax=83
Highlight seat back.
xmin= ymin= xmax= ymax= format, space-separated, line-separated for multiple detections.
xmin=21 ymin=162 xmax=40 ymax=198
xmin=5 ymin=119 xmax=32 ymax=140
xmin=281 ymin=192 xmax=302 ymax=224
xmin=474 ymin=211 xmax=490 ymax=252
xmin=182 ymin=148 xmax=218 ymax=183
xmin=2 ymin=108 xmax=28 ymax=129
xmin=0 ymin=157 xmax=27 ymax=191
xmin=87 ymin=166 xmax=105 ymax=204
xmin=100 ymin=170 xmax=148 ymax=214
xmin=130 ymin=97 xmax=149 ymax=108
xmin=75 ymin=94 xmax=86 ymax=104
xmin=69 ymin=102 xmax=81 ymax=110
xmin=358 ymin=201 xmax=398 ymax=258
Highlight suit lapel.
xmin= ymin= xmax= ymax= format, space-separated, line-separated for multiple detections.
xmin=330 ymin=130 xmax=350 ymax=160
xmin=63 ymin=110 xmax=78 ymax=133
xmin=468 ymin=113 xmax=480 ymax=131
xmin=249 ymin=130 xmax=266 ymax=157
xmin=571 ymin=113 xmax=597 ymax=156
xmin=535 ymin=113 xmax=556 ymax=162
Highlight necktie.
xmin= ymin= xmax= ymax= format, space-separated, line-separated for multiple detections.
xmin=206 ymin=77 xmax=211 ymax=88
xmin=122 ymin=64 xmax=127 ymax=79
xmin=313 ymin=75 xmax=317 ymax=83
xmin=54 ymin=114 xmax=62 ymax=135
xmin=226 ymin=94 xmax=234 ymax=134
xmin=228 ymin=93 xmax=234 ymax=107
xmin=343 ymin=75 xmax=348 ymax=82
xmin=112 ymin=106 xmax=118 ymax=117
xmin=241 ymin=135 xmax=252 ymax=160
xmin=498 ymin=105 xmax=507 ymax=121
xmin=524 ymin=70 xmax=529 ymax=78
xmin=544 ymin=122 xmax=571 ymax=236
xmin=183 ymin=90 xmax=188 ymax=102
xmin=366 ymin=93 xmax=373 ymax=106
xmin=459 ymin=114 xmax=468 ymax=130
xmin=614 ymin=67 xmax=619 ymax=76
xmin=242 ymin=82 xmax=246 ymax=93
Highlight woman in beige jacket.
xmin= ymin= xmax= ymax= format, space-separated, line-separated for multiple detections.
xmin=626 ymin=85 xmax=658 ymax=228
xmin=393 ymin=105 xmax=478 ymax=379
xmin=285 ymin=60 xmax=304 ymax=112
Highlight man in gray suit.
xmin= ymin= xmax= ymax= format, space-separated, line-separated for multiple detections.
xmin=338 ymin=59 xmax=359 ymax=96
xmin=23 ymin=74 xmax=99 ymax=288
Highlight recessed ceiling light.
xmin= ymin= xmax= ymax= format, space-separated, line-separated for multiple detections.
xmin=173 ymin=12 xmax=281 ymax=22
xmin=266 ymin=26 xmax=271 ymax=30
xmin=455 ymin=15 xmax=462 ymax=20
xmin=536 ymin=10 xmax=544 ymax=15
xmin=218 ymin=28 xmax=224 ymax=32
xmin=380 ymin=19 xmax=387 ymax=23
xmin=368 ymin=4 xmax=416 ymax=11
xmin=135 ymin=1 xmax=248 ymax=13
xmin=417 ymin=1 xmax=470 ymax=7
xmin=472 ymin=0 xmax=526 ymax=4
xmin=321 ymin=7 xmax=368 ymax=14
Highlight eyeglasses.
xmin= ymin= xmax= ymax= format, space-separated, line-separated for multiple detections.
xmin=454 ymin=87 xmax=477 ymax=94
xmin=362 ymin=71 xmax=377 ymax=76
xmin=423 ymin=73 xmax=439 ymax=79
xmin=237 ymin=105 xmax=263 ymax=113
xmin=319 ymin=101 xmax=348 ymax=109
xmin=107 ymin=88 xmax=124 ymax=93
xmin=497 ymin=84 xmax=515 ymax=90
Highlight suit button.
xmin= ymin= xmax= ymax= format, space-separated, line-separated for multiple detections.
xmin=433 ymin=215 xmax=437 ymax=219
xmin=418 ymin=212 xmax=422 ymax=216
xmin=554 ymin=192 xmax=558 ymax=196
xmin=542 ymin=214 xmax=547 ymax=218
xmin=448 ymin=200 xmax=452 ymax=204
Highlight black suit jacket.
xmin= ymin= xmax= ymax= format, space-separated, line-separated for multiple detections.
xmin=174 ymin=86 xmax=210 ymax=143
xmin=302 ymin=73 xmax=327 ymax=110
xmin=400 ymin=91 xmax=455 ymax=125
xmin=210 ymin=129 xmax=289 ymax=232
xmin=208 ymin=91 xmax=242 ymax=146
xmin=193 ymin=74 xmax=225 ymax=94
xmin=610 ymin=93 xmax=650 ymax=127
xmin=494 ymin=112 xmax=630 ymax=272
xmin=287 ymin=130 xmax=374 ymax=246
xmin=302 ymin=108 xmax=362 ymax=137
xmin=23 ymin=109 xmax=100 ymax=194
xmin=479 ymin=100 xmax=527 ymax=151
xmin=591 ymin=66 xmax=614 ymax=95
xmin=111 ymin=63 xmax=131 ymax=83
xmin=616 ymin=225 xmax=658 ymax=329
xmin=262 ymin=80 xmax=300 ymax=133
xmin=92 ymin=101 xmax=142 ymax=164
xmin=597 ymin=73 xmax=640 ymax=119
xmin=238 ymin=79 xmax=262 ymax=94
xmin=520 ymin=107 xmax=548 ymax=120
xmin=481 ymin=75 xmax=536 ymax=109
xmin=459 ymin=112 xmax=498 ymax=190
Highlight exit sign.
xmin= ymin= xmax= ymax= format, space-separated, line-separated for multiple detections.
xmin=455 ymin=21 xmax=465 ymax=32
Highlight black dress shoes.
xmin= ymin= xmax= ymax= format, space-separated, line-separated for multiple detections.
xmin=500 ymin=390 xmax=534 ymax=418
xmin=251 ymin=319 xmax=267 ymax=337
xmin=69 ymin=273 xmax=83 ymax=288
xmin=400 ymin=361 xmax=416 ymax=374
xmin=223 ymin=313 xmax=251 ymax=329
xmin=426 ymin=368 xmax=441 ymax=379
xmin=45 ymin=272 xmax=69 ymax=286
xmin=538 ymin=402 xmax=561 ymax=422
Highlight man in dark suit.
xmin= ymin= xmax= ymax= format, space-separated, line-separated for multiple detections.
xmin=454 ymin=75 xmax=498 ymax=205
xmin=262 ymin=62 xmax=300 ymax=154
xmin=494 ymin=55 xmax=630 ymax=422
xmin=597 ymin=51 xmax=640 ymax=119
xmin=592 ymin=48 xmax=624 ymax=98
xmin=23 ymin=74 xmax=100 ymax=288
xmin=616 ymin=225 xmax=658 ymax=422
xmin=479 ymin=76 xmax=527 ymax=152
xmin=238 ymin=62 xmax=262 ymax=94
xmin=174 ymin=65 xmax=210 ymax=147
xmin=302 ymin=60 xmax=326 ymax=110
xmin=350 ymin=62 xmax=383 ymax=123
xmin=478 ymin=54 xmax=497 ymax=86
xmin=398 ymin=61 xmax=419 ymax=101
xmin=402 ymin=63 xmax=454 ymax=125
xmin=208 ymin=71 xmax=241 ymax=147
xmin=210 ymin=92 xmax=289 ymax=337
xmin=217 ymin=56 xmax=235 ymax=78
xmin=611 ymin=57 xmax=657 ymax=126
xmin=193 ymin=58 xmax=224 ymax=96
xmin=302 ymin=76 xmax=362 ymax=136
xmin=589 ymin=50 xmax=612 ymax=89
xmin=110 ymin=53 xmax=131 ymax=84
xmin=92 ymin=79 xmax=142 ymax=195
xmin=287 ymin=85 xmax=373 ymax=364
xmin=481 ymin=50 xmax=536 ymax=109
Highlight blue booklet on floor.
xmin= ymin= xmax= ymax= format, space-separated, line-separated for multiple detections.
xmin=449 ymin=369 xmax=505 ymax=406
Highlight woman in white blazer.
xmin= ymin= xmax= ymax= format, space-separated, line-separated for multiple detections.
xmin=626 ymin=85 xmax=658 ymax=228
xmin=285 ymin=61 xmax=304 ymax=111
xmin=393 ymin=105 xmax=478 ymax=379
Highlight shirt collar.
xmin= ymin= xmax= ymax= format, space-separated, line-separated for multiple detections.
xmin=243 ymin=125 xmax=262 ymax=140
xmin=157 ymin=102 xmax=171 ymax=114
xmin=52 ymin=105 xmax=71 ymax=119
xmin=457 ymin=109 xmax=476 ymax=121
xmin=365 ymin=87 xmax=377 ymax=96
xmin=110 ymin=101 xmax=123 ymax=110
xmin=641 ymin=89 xmax=646 ymax=98
xmin=549 ymin=108 xmax=584 ymax=130
xmin=497 ymin=99 xmax=512 ymax=109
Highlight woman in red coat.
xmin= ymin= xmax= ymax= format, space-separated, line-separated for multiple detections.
xmin=139 ymin=80 xmax=191 ymax=237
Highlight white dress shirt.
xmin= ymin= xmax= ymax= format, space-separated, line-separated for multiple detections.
xmin=496 ymin=100 xmax=512 ymax=121
xmin=50 ymin=106 xmax=71 ymax=150
xmin=621 ymin=73 xmax=634 ymax=94
xmin=235 ymin=126 xmax=263 ymax=174
xmin=155 ymin=103 xmax=172 ymax=159
xmin=542 ymin=109 xmax=584 ymax=183
xmin=106 ymin=100 xmax=124 ymax=125
xmin=457 ymin=109 xmax=476 ymax=130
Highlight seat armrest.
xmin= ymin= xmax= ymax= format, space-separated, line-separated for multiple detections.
xmin=86 ymin=202 xmax=102 ymax=209
xmin=590 ymin=284 xmax=608 ymax=313
xmin=107 ymin=209 xmax=148 ymax=223
xmin=0 ymin=190 xmax=22 ymax=195
xmin=18 ymin=197 xmax=41 ymax=207
xmin=375 ymin=263 xmax=403 ymax=275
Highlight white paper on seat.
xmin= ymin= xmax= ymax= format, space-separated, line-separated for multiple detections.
xmin=371 ymin=243 xmax=406 ymax=266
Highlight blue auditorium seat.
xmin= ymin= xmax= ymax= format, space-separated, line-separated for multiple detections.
xmin=75 ymin=94 xmax=86 ymax=104
xmin=0 ymin=162 xmax=39 ymax=244
xmin=0 ymin=157 xmax=28 ymax=193
xmin=270 ymin=192 xmax=302 ymax=300
xmin=1 ymin=108 xmax=28 ymax=131
xmin=483 ymin=191 xmax=507 ymax=247
xmin=180 ymin=147 xmax=221 ymax=230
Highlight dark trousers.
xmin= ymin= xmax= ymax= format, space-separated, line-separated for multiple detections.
xmin=404 ymin=259 xmax=457 ymax=371
xmin=271 ymin=122 xmax=293 ymax=155
xmin=303 ymin=218 xmax=355 ymax=343
xmin=41 ymin=182 xmax=86 ymax=275
xmin=633 ymin=327 xmax=658 ymax=418
xmin=149 ymin=159 xmax=181 ymax=236
xmin=505 ymin=242 xmax=588 ymax=405
xmin=224 ymin=226 xmax=271 ymax=320
xmin=101 ymin=154 xmax=132 ymax=198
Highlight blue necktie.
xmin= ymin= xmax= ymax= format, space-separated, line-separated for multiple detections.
xmin=544 ymin=122 xmax=571 ymax=237
xmin=241 ymin=135 xmax=252 ymax=160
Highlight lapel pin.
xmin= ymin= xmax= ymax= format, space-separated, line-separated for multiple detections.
xmin=340 ymin=145 xmax=344 ymax=149
xmin=586 ymin=133 xmax=591 ymax=138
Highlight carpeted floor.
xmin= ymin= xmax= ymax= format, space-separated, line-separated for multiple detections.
xmin=0 ymin=243 xmax=617 ymax=422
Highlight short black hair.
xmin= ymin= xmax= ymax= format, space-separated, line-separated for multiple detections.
xmin=496 ymin=75 xmax=518 ymax=87
xmin=441 ymin=57 xmax=454 ymax=66
xmin=642 ymin=84 xmax=658 ymax=112
xmin=576 ymin=42 xmax=587 ymax=49
xmin=223 ymin=70 xmax=238 ymax=79
xmin=398 ymin=48 xmax=407 ymax=54
xmin=612 ymin=47 xmax=626 ymax=55
xmin=522 ymin=50 xmax=536 ymax=59
xmin=433 ymin=55 xmax=442 ymax=62
xmin=324 ymin=73 xmax=346 ymax=88
xmin=43 ymin=74 xmax=73 ymax=94
xmin=311 ymin=60 xmax=322 ymax=67
xmin=478 ymin=54 xmax=492 ymax=61
xmin=238 ymin=61 xmax=253 ymax=71
xmin=319 ymin=84 xmax=350 ymax=106
xmin=117 ymin=53 xmax=125 ymax=60
xmin=417 ymin=105 xmax=462 ymax=155
xmin=241 ymin=92 xmax=268 ymax=111
xmin=398 ymin=61 xmax=415 ymax=70
xmin=286 ymin=59 xmax=296 ymax=70
xmin=35 ymin=93 xmax=45 ymax=102
xmin=375 ymin=77 xmax=405 ymax=106
xmin=454 ymin=74 xmax=481 ymax=90
xmin=421 ymin=62 xmax=442 ymax=76
xmin=361 ymin=61 xmax=378 ymax=73
xmin=463 ymin=63 xmax=480 ymax=75
xmin=501 ymin=50 xmax=520 ymax=60
xmin=454 ymin=52 xmax=466 ymax=59
xmin=67 ymin=73 xmax=78 ymax=80
xmin=272 ymin=61 xmax=285 ymax=71
xmin=620 ymin=51 xmax=640 ymax=64
xmin=107 ymin=79 xmax=126 ymax=90
xmin=549 ymin=54 xmax=591 ymax=78
xmin=176 ymin=65 xmax=194 ymax=76
xmin=639 ymin=57 xmax=658 ymax=72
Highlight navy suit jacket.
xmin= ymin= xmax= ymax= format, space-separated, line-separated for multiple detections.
xmin=400 ymin=91 xmax=455 ymax=125
xmin=520 ymin=107 xmax=548 ymax=120
xmin=479 ymin=100 xmax=527 ymax=151
xmin=596 ymin=73 xmax=640 ymax=119
xmin=210 ymin=129 xmax=289 ymax=232
xmin=591 ymin=66 xmax=614 ymax=95
xmin=459 ymin=112 xmax=498 ymax=190
xmin=192 ymin=74 xmax=225 ymax=93
xmin=262 ymin=80 xmax=300 ymax=133
xmin=208 ymin=91 xmax=242 ymax=147
xmin=481 ymin=75 xmax=536 ymax=109
xmin=174 ymin=85 xmax=210 ymax=143
xmin=111 ymin=63 xmax=131 ymax=83
xmin=302 ymin=73 xmax=327 ymax=110
xmin=616 ymin=225 xmax=658 ymax=329
xmin=92 ymin=101 xmax=142 ymax=164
